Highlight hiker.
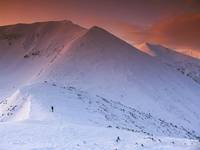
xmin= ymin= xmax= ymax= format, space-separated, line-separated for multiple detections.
xmin=116 ymin=136 xmax=120 ymax=143
xmin=51 ymin=106 xmax=54 ymax=112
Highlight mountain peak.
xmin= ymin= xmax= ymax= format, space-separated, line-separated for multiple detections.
xmin=86 ymin=26 xmax=112 ymax=37
xmin=84 ymin=25 xmax=135 ymax=50
xmin=89 ymin=26 xmax=106 ymax=31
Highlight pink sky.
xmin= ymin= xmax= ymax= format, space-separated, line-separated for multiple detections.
xmin=1 ymin=0 xmax=200 ymax=51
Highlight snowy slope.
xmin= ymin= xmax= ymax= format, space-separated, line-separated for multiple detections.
xmin=0 ymin=82 xmax=199 ymax=149
xmin=0 ymin=21 xmax=200 ymax=149
xmin=1 ymin=82 xmax=199 ymax=138
xmin=0 ymin=20 xmax=86 ymax=97
xmin=137 ymin=43 xmax=200 ymax=84
xmin=38 ymin=26 xmax=200 ymax=134
xmin=1 ymin=121 xmax=200 ymax=150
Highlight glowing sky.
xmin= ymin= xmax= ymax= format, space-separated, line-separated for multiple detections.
xmin=1 ymin=0 xmax=200 ymax=51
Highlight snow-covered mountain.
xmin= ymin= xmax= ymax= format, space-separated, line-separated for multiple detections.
xmin=137 ymin=43 xmax=200 ymax=85
xmin=0 ymin=21 xmax=200 ymax=149
xmin=0 ymin=20 xmax=86 ymax=97
xmin=38 ymin=26 xmax=200 ymax=132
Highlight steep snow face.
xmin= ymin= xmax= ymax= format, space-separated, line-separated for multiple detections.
xmin=138 ymin=43 xmax=200 ymax=85
xmin=38 ymin=26 xmax=200 ymax=134
xmin=0 ymin=21 xmax=86 ymax=97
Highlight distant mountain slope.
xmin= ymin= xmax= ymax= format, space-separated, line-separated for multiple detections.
xmin=137 ymin=43 xmax=200 ymax=84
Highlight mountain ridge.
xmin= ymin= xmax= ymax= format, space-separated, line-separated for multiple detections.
xmin=0 ymin=21 xmax=200 ymax=145
xmin=137 ymin=42 xmax=200 ymax=85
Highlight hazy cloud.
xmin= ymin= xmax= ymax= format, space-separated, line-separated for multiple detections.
xmin=149 ymin=13 xmax=200 ymax=51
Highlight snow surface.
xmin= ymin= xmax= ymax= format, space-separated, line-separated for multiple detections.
xmin=0 ymin=21 xmax=200 ymax=149
xmin=1 ymin=122 xmax=200 ymax=150
xmin=1 ymin=82 xmax=200 ymax=150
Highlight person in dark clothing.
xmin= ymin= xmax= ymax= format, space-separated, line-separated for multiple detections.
xmin=51 ymin=106 xmax=54 ymax=112
xmin=116 ymin=136 xmax=120 ymax=143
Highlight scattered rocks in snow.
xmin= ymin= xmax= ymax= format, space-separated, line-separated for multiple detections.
xmin=24 ymin=54 xmax=29 ymax=58
xmin=107 ymin=125 xmax=112 ymax=128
